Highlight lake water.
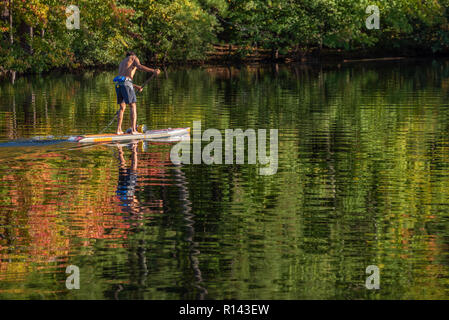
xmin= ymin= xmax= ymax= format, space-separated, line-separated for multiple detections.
xmin=1 ymin=60 xmax=449 ymax=299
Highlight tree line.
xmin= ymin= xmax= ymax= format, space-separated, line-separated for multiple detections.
xmin=1 ymin=0 xmax=449 ymax=74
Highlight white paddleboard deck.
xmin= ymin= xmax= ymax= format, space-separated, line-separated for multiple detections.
xmin=71 ymin=127 xmax=190 ymax=143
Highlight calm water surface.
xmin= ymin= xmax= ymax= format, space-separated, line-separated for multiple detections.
xmin=1 ymin=60 xmax=449 ymax=299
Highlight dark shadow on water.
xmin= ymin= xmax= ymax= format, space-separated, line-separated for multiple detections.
xmin=0 ymin=139 xmax=69 ymax=148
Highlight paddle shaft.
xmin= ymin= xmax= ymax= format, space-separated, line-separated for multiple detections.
xmin=138 ymin=71 xmax=157 ymax=92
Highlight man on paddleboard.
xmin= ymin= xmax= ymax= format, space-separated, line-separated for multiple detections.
xmin=114 ymin=51 xmax=160 ymax=135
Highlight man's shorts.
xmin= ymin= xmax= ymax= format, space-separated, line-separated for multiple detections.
xmin=115 ymin=80 xmax=137 ymax=104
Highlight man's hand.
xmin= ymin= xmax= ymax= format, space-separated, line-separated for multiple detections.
xmin=133 ymin=84 xmax=143 ymax=92
xmin=154 ymin=69 xmax=161 ymax=76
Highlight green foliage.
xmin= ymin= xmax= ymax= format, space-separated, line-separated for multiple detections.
xmin=221 ymin=0 xmax=449 ymax=54
xmin=1 ymin=0 xmax=449 ymax=74
xmin=119 ymin=0 xmax=222 ymax=62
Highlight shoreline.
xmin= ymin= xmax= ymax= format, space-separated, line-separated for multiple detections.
xmin=1 ymin=46 xmax=448 ymax=81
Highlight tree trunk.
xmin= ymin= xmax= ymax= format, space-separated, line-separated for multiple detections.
xmin=9 ymin=0 xmax=12 ymax=44
xmin=162 ymin=50 xmax=168 ymax=65
xmin=271 ymin=48 xmax=279 ymax=60
xmin=29 ymin=25 xmax=33 ymax=54
xmin=10 ymin=70 xmax=15 ymax=84
xmin=2 ymin=0 xmax=8 ymax=17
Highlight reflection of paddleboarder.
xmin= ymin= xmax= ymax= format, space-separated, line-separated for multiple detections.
xmin=116 ymin=142 xmax=139 ymax=215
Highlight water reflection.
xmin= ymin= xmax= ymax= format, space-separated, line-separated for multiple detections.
xmin=110 ymin=140 xmax=207 ymax=299
xmin=116 ymin=142 xmax=141 ymax=217
xmin=1 ymin=61 xmax=449 ymax=299
xmin=175 ymin=163 xmax=208 ymax=299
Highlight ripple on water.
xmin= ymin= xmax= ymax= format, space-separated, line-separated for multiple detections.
xmin=1 ymin=62 xmax=449 ymax=299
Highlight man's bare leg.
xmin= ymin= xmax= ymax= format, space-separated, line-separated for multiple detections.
xmin=116 ymin=143 xmax=125 ymax=167
xmin=116 ymin=102 xmax=126 ymax=135
xmin=130 ymin=102 xmax=138 ymax=134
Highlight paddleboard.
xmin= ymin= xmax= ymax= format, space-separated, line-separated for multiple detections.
xmin=72 ymin=127 xmax=190 ymax=143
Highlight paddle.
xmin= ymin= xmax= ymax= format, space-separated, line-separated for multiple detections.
xmin=99 ymin=71 xmax=159 ymax=134
xmin=137 ymin=71 xmax=157 ymax=93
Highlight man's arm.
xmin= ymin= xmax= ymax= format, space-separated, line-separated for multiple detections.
xmin=133 ymin=57 xmax=161 ymax=75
